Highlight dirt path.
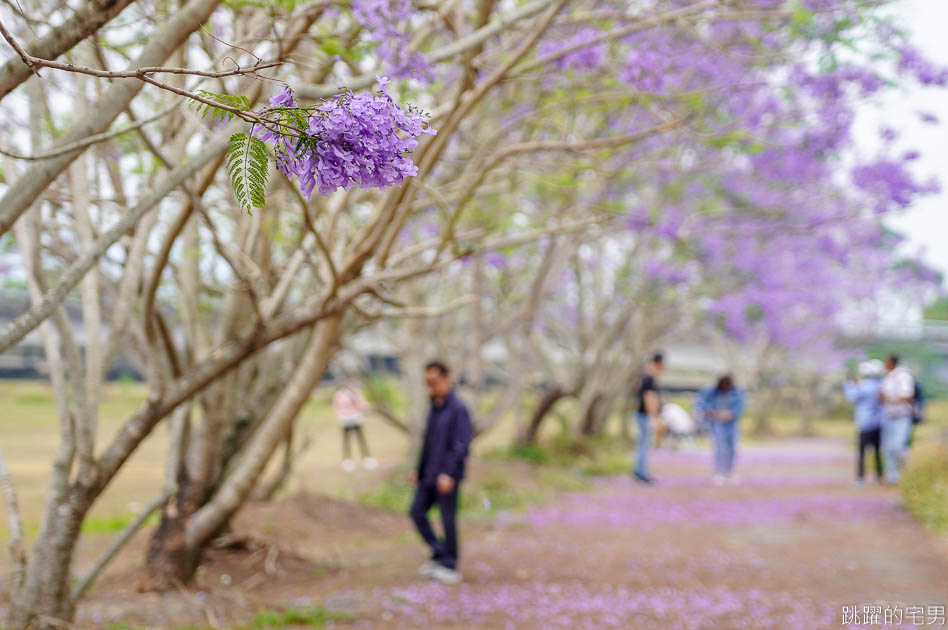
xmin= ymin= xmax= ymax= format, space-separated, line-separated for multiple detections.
xmin=317 ymin=439 xmax=948 ymax=630
xmin=38 ymin=437 xmax=948 ymax=630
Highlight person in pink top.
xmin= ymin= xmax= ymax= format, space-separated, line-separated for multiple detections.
xmin=333 ymin=379 xmax=377 ymax=471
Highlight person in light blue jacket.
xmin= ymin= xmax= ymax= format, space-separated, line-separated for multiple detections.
xmin=696 ymin=375 xmax=745 ymax=485
xmin=844 ymin=360 xmax=885 ymax=485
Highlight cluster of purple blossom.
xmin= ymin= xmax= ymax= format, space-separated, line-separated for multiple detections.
xmin=852 ymin=158 xmax=940 ymax=214
xmin=352 ymin=0 xmax=432 ymax=81
xmin=256 ymin=78 xmax=435 ymax=198
xmin=345 ymin=0 xmax=947 ymax=362
xmin=537 ymin=28 xmax=608 ymax=72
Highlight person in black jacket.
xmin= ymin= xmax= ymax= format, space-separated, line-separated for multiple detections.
xmin=410 ymin=360 xmax=473 ymax=585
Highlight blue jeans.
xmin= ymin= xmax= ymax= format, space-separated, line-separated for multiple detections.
xmin=882 ymin=416 xmax=911 ymax=483
xmin=711 ymin=420 xmax=739 ymax=475
xmin=634 ymin=413 xmax=652 ymax=478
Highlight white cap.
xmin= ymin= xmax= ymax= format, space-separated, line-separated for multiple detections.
xmin=859 ymin=360 xmax=885 ymax=378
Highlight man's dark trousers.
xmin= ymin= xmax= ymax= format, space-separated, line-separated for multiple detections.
xmin=410 ymin=482 xmax=459 ymax=570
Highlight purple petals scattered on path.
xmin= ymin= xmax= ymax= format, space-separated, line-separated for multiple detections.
xmin=334 ymin=442 xmax=918 ymax=629
xmin=374 ymin=581 xmax=837 ymax=630
xmin=525 ymin=489 xmax=897 ymax=531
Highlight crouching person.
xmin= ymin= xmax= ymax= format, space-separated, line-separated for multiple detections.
xmin=410 ymin=360 xmax=473 ymax=585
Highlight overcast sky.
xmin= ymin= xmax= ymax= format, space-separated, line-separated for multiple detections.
xmin=857 ymin=0 xmax=948 ymax=279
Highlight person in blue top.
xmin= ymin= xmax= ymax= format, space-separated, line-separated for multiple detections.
xmin=696 ymin=374 xmax=745 ymax=485
xmin=844 ymin=359 xmax=885 ymax=486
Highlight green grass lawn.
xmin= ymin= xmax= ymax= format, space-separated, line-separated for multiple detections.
xmin=0 ymin=380 xmax=414 ymax=543
xmin=103 ymin=604 xmax=352 ymax=630
xmin=902 ymin=440 xmax=948 ymax=534
xmin=3 ymin=380 xmax=168 ymax=536
xmin=2 ymin=380 xmax=946 ymax=545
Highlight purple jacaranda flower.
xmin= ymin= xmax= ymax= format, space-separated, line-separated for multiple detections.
xmin=269 ymin=85 xmax=295 ymax=108
xmin=484 ymin=251 xmax=506 ymax=269
xmin=256 ymin=79 xmax=435 ymax=198
xmin=352 ymin=0 xmax=432 ymax=81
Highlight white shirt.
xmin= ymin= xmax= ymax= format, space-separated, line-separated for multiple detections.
xmin=880 ymin=367 xmax=914 ymax=420
xmin=661 ymin=403 xmax=696 ymax=434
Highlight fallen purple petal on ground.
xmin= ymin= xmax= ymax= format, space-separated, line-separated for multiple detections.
xmin=327 ymin=442 xmax=939 ymax=629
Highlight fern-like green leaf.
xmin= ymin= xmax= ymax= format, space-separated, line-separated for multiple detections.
xmin=226 ymin=132 xmax=269 ymax=212
xmin=189 ymin=90 xmax=252 ymax=121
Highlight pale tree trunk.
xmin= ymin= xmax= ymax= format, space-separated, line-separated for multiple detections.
xmin=6 ymin=204 xmax=333 ymax=628
xmin=9 ymin=28 xmax=326 ymax=610
xmin=251 ymin=424 xmax=296 ymax=502
xmin=468 ymin=253 xmax=486 ymax=392
xmin=102 ymin=204 xmax=158 ymax=377
xmin=179 ymin=216 xmax=210 ymax=358
xmin=8 ymin=489 xmax=85 ymax=630
xmin=400 ymin=302 xmax=432 ymax=455
xmin=5 ymin=83 xmax=78 ymax=629
xmin=578 ymin=387 xmax=604 ymax=436
xmin=8 ymin=179 xmax=90 ymax=630
xmin=619 ymin=391 xmax=635 ymax=441
xmin=468 ymin=237 xmax=571 ymax=440
xmin=575 ymin=327 xmax=632 ymax=435
xmin=591 ymin=393 xmax=620 ymax=436
xmin=478 ymin=329 xmax=532 ymax=436
xmin=144 ymin=315 xmax=342 ymax=586
xmin=0 ymin=447 xmax=27 ymax=592
xmin=70 ymin=74 xmax=104 ymax=428
xmin=187 ymin=315 xmax=342 ymax=546
xmin=144 ymin=212 xmax=251 ymax=589
xmin=522 ymin=385 xmax=572 ymax=444
xmin=8 ymin=235 xmax=87 ymax=627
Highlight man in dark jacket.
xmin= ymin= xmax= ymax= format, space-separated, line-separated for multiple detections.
xmin=410 ymin=360 xmax=473 ymax=585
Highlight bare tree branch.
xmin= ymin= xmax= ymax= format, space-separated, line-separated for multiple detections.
xmin=0 ymin=44 xmax=283 ymax=81
xmin=0 ymin=0 xmax=225 ymax=238
xmin=0 ymin=103 xmax=179 ymax=161
xmin=0 ymin=446 xmax=27 ymax=592
xmin=71 ymin=487 xmax=175 ymax=600
xmin=0 ymin=127 xmax=235 ymax=355
xmin=296 ymin=0 xmax=560 ymax=99
xmin=0 ymin=0 xmax=137 ymax=100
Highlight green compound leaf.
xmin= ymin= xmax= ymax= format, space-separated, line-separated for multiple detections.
xmin=226 ymin=132 xmax=269 ymax=212
xmin=189 ymin=90 xmax=252 ymax=122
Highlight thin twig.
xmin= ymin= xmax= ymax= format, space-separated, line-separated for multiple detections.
xmin=360 ymin=294 xmax=477 ymax=320
xmin=288 ymin=179 xmax=339 ymax=291
xmin=7 ymin=38 xmax=282 ymax=80
xmin=0 ymin=16 xmax=41 ymax=76
xmin=0 ymin=103 xmax=180 ymax=161
xmin=72 ymin=487 xmax=175 ymax=600
xmin=198 ymin=207 xmax=267 ymax=326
